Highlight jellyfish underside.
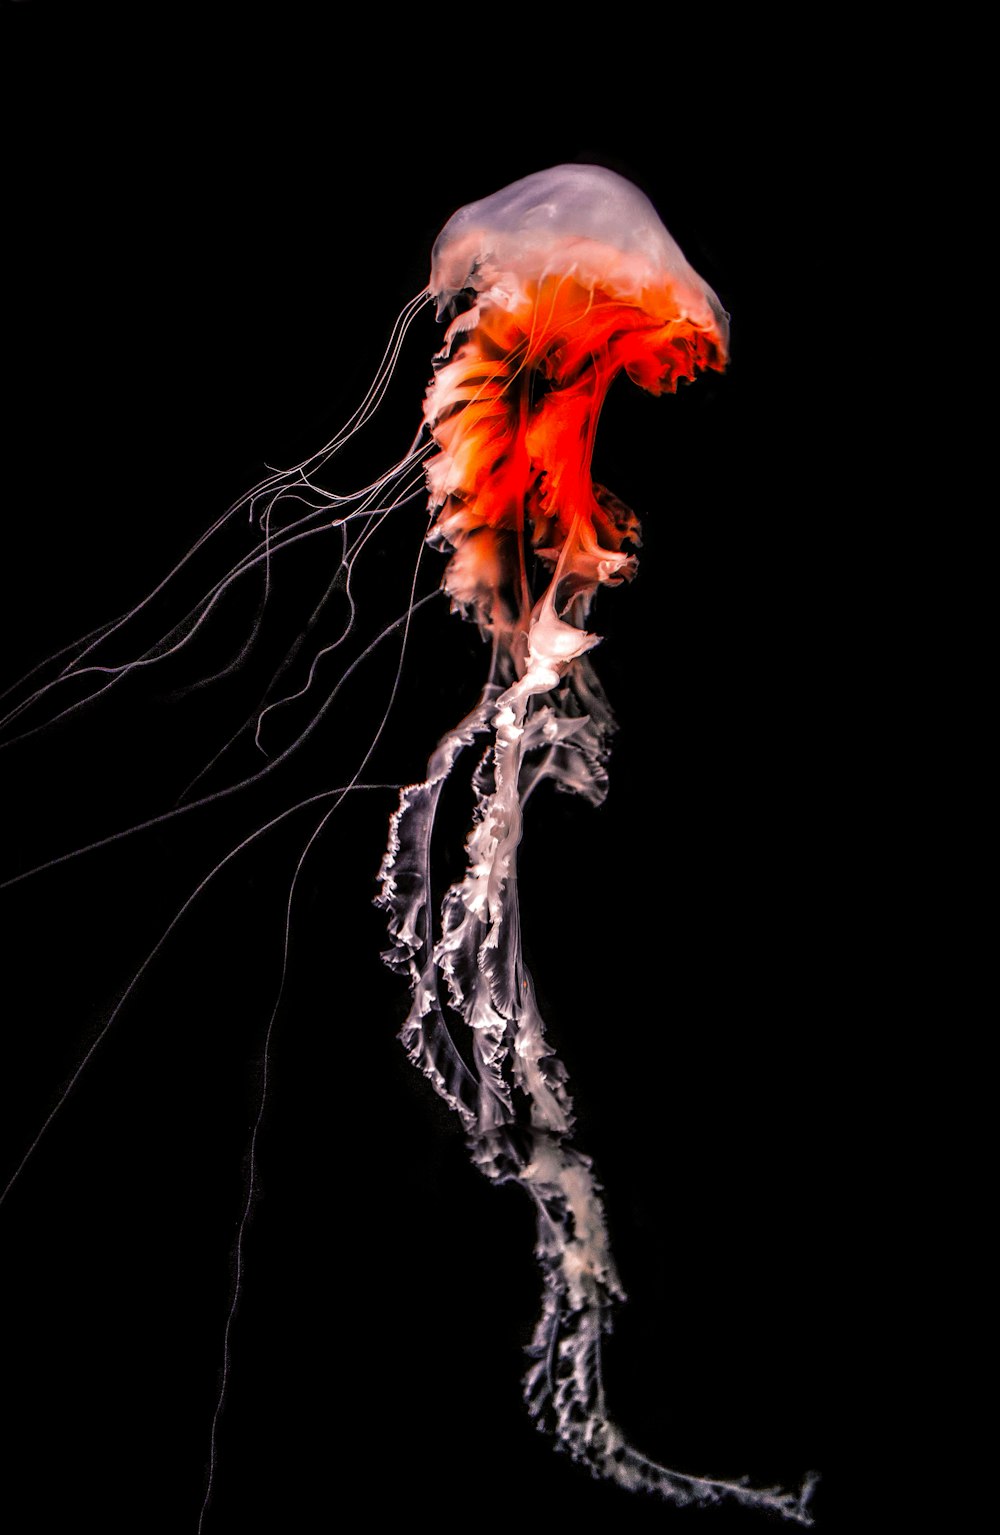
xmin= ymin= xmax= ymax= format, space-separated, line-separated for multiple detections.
xmin=1 ymin=167 xmax=815 ymax=1524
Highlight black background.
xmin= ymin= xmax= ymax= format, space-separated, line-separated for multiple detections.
xmin=2 ymin=12 xmax=877 ymax=1535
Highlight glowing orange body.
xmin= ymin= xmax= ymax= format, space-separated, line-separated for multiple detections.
xmin=426 ymin=275 xmax=726 ymax=534
xmin=424 ymin=274 xmax=726 ymax=623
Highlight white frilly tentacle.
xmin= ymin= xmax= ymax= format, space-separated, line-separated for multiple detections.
xmin=378 ymin=585 xmax=816 ymax=1526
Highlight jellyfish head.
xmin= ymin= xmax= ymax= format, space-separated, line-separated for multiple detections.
xmin=423 ymin=165 xmax=729 ymax=652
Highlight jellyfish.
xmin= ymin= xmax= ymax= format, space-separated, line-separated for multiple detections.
xmin=1 ymin=166 xmax=816 ymax=1525
xmin=377 ymin=166 xmax=815 ymax=1522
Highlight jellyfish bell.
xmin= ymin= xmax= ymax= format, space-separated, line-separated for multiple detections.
xmin=422 ymin=165 xmax=729 ymax=671
xmin=430 ymin=163 xmax=730 ymax=346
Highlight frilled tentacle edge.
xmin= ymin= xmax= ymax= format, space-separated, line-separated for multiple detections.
xmin=376 ymin=610 xmax=816 ymax=1526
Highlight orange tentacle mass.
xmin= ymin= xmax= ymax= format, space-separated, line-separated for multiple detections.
xmin=424 ymin=272 xmax=726 ymax=628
